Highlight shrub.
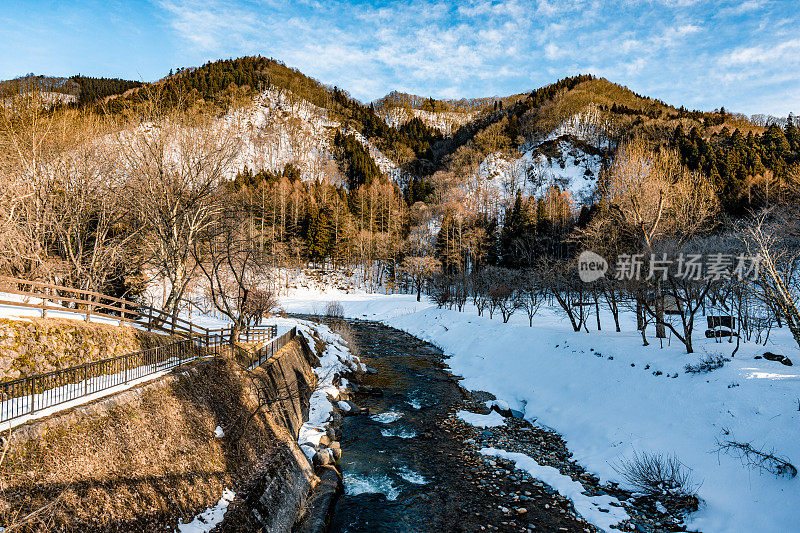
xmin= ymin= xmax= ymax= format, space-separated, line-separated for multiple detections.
xmin=684 ymin=353 xmax=727 ymax=374
xmin=325 ymin=301 xmax=344 ymax=320
xmin=613 ymin=451 xmax=700 ymax=502
xmin=716 ymin=440 xmax=797 ymax=478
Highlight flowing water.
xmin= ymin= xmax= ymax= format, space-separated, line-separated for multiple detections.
xmin=311 ymin=318 xmax=590 ymax=533
xmin=328 ymin=320 xmax=468 ymax=532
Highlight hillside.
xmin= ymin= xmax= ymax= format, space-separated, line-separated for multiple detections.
xmin=7 ymin=58 xmax=791 ymax=205
xmin=0 ymin=73 xmax=142 ymax=106
xmin=6 ymin=58 xmax=797 ymax=255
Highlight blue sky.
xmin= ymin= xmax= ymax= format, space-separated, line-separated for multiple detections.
xmin=2 ymin=0 xmax=798 ymax=115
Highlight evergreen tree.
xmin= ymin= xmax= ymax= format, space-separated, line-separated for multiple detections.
xmin=306 ymin=207 xmax=332 ymax=264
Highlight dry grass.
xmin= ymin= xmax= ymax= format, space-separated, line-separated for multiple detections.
xmin=0 ymin=318 xmax=179 ymax=381
xmin=329 ymin=320 xmax=359 ymax=358
xmin=0 ymin=338 xmax=314 ymax=531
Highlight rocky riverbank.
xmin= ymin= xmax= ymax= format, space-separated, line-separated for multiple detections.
xmin=325 ymin=319 xmax=699 ymax=533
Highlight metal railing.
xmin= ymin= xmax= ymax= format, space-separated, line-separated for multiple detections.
xmin=234 ymin=327 xmax=298 ymax=370
xmin=206 ymin=325 xmax=278 ymax=347
xmin=0 ymin=339 xmax=205 ymax=423
xmin=0 ymin=324 xmax=292 ymax=424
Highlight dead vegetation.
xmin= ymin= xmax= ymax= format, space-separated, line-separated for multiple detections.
xmin=716 ymin=440 xmax=797 ymax=478
xmin=0 ymin=336 xmax=315 ymax=531
xmin=0 ymin=318 xmax=179 ymax=381
xmin=612 ymin=451 xmax=700 ymax=512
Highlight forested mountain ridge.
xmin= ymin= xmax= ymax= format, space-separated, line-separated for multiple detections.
xmin=2 ymin=55 xmax=798 ymax=301
xmin=0 ymin=73 xmax=143 ymax=106
xmin=6 ymin=56 xmax=795 ymax=212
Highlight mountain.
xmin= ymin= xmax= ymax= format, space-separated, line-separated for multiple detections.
xmin=5 ymin=56 xmax=797 ymax=216
xmin=0 ymin=73 xmax=142 ymax=106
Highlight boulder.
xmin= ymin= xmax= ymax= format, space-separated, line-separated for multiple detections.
xmin=294 ymin=465 xmax=343 ymax=533
xmin=488 ymin=400 xmax=525 ymax=419
xmin=358 ymin=385 xmax=384 ymax=397
xmin=328 ymin=441 xmax=342 ymax=461
xmin=337 ymin=400 xmax=368 ymax=416
xmin=326 ymin=426 xmax=341 ymax=442
xmin=312 ymin=448 xmax=335 ymax=468
xmin=763 ymin=352 xmax=793 ymax=366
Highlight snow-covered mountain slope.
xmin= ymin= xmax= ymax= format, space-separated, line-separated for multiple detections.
xmin=225 ymin=88 xmax=339 ymax=182
xmin=454 ymin=134 xmax=602 ymax=215
xmin=110 ymin=88 xmax=405 ymax=186
xmin=527 ymin=136 xmax=603 ymax=202
xmin=449 ymin=103 xmax=614 ymax=214
xmin=225 ymin=89 xmax=405 ymax=184
xmin=379 ymin=106 xmax=475 ymax=134
xmin=348 ymin=130 xmax=403 ymax=182
xmin=1 ymin=91 xmax=77 ymax=110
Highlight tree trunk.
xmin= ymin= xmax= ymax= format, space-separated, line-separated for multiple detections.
xmin=655 ymin=280 xmax=666 ymax=338
xmin=636 ymin=300 xmax=644 ymax=330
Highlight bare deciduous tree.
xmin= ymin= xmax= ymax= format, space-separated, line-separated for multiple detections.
xmin=401 ymin=256 xmax=441 ymax=302
xmin=603 ymin=138 xmax=718 ymax=339
xmin=739 ymin=208 xmax=800 ymax=349
xmin=194 ymin=196 xmax=274 ymax=344
xmin=518 ymin=267 xmax=544 ymax=327
xmin=117 ymin=92 xmax=240 ymax=325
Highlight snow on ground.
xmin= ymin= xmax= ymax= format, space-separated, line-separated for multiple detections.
xmin=281 ymin=288 xmax=800 ymax=533
xmin=456 ymin=410 xmax=506 ymax=428
xmin=177 ymin=488 xmax=236 ymax=533
xmin=481 ymin=447 xmax=631 ymax=531
xmin=293 ymin=318 xmax=363 ymax=450
xmin=0 ymin=292 xmax=124 ymax=326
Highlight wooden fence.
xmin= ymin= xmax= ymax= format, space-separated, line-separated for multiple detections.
xmin=0 ymin=276 xmax=293 ymax=424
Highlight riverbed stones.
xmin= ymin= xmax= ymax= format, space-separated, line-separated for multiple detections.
xmin=325 ymin=426 xmax=341 ymax=442
xmin=312 ymin=448 xmax=335 ymax=468
xmin=328 ymin=441 xmax=342 ymax=461
xmin=328 ymin=321 xmax=608 ymax=533
xmin=451 ymin=401 xmax=694 ymax=533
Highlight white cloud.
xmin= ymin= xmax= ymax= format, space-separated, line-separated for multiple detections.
xmin=152 ymin=0 xmax=800 ymax=114
xmin=721 ymin=38 xmax=800 ymax=65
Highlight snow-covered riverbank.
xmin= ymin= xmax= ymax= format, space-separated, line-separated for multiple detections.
xmin=280 ymin=287 xmax=800 ymax=532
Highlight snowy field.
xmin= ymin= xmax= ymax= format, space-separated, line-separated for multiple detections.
xmin=280 ymin=285 xmax=800 ymax=533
